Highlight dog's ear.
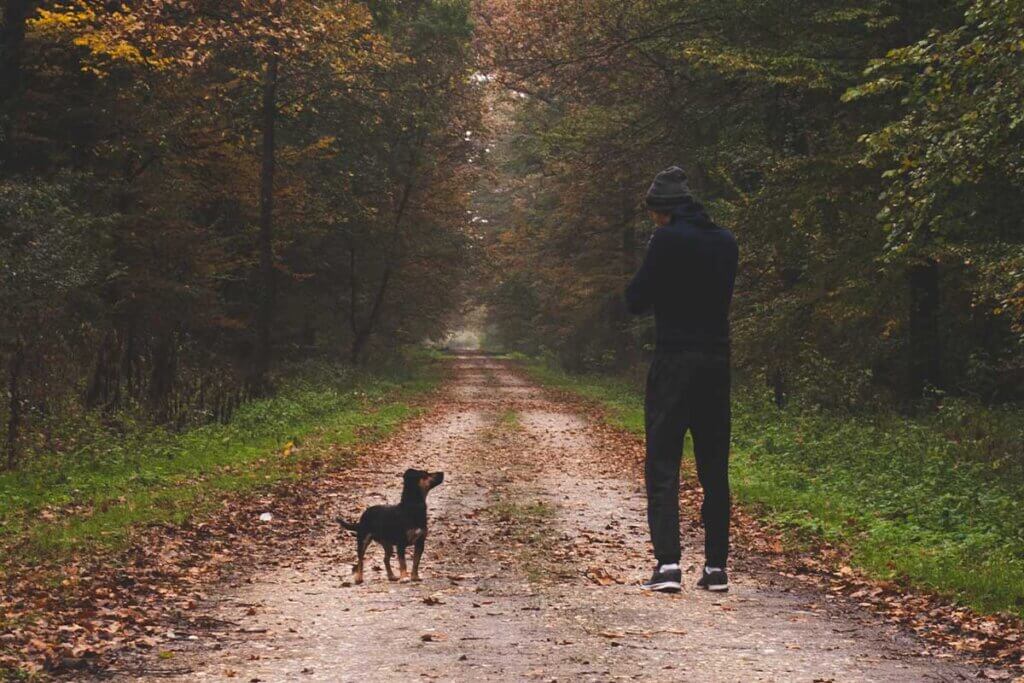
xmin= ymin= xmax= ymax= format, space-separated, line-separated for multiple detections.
xmin=403 ymin=468 xmax=428 ymax=485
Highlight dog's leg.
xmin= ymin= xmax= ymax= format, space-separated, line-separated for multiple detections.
xmin=411 ymin=537 xmax=426 ymax=582
xmin=354 ymin=532 xmax=371 ymax=585
xmin=384 ymin=544 xmax=398 ymax=582
xmin=397 ymin=545 xmax=410 ymax=582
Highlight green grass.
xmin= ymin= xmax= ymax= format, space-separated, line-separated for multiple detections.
xmin=480 ymin=403 xmax=558 ymax=583
xmin=0 ymin=357 xmax=440 ymax=565
xmin=523 ymin=360 xmax=1024 ymax=618
xmin=488 ymin=496 xmax=557 ymax=582
xmin=490 ymin=498 xmax=556 ymax=522
xmin=498 ymin=409 xmax=521 ymax=428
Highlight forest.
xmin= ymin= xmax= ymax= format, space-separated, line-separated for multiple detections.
xmin=1 ymin=0 xmax=479 ymax=470
xmin=1 ymin=0 xmax=1023 ymax=678
xmin=2 ymin=0 xmax=1022 ymax=468
xmin=478 ymin=0 xmax=1023 ymax=408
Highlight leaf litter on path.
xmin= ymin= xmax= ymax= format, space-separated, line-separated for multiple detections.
xmin=2 ymin=356 xmax=1020 ymax=680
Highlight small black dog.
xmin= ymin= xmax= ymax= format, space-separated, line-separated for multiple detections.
xmin=339 ymin=468 xmax=444 ymax=584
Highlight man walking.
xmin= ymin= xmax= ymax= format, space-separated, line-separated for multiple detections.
xmin=626 ymin=166 xmax=738 ymax=593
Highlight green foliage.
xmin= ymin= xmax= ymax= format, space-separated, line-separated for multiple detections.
xmin=525 ymin=360 xmax=1024 ymax=617
xmin=730 ymin=392 xmax=1024 ymax=615
xmin=851 ymin=0 xmax=1024 ymax=337
xmin=1 ymin=0 xmax=479 ymax=468
xmin=480 ymin=0 xmax=1022 ymax=403
xmin=0 ymin=177 xmax=99 ymax=312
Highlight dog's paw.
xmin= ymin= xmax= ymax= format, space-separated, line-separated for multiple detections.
xmin=411 ymin=575 xmax=422 ymax=583
xmin=399 ymin=575 xmax=412 ymax=583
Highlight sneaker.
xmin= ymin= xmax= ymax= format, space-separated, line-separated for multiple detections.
xmin=641 ymin=565 xmax=682 ymax=593
xmin=697 ymin=566 xmax=729 ymax=592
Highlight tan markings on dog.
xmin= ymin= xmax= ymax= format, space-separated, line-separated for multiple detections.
xmin=406 ymin=528 xmax=425 ymax=544
xmin=411 ymin=544 xmax=423 ymax=582
xmin=353 ymin=534 xmax=372 ymax=585
xmin=418 ymin=476 xmax=432 ymax=494
xmin=398 ymin=548 xmax=410 ymax=582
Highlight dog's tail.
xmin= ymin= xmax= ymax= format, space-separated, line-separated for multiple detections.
xmin=337 ymin=517 xmax=359 ymax=532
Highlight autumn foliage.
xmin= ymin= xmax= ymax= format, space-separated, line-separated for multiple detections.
xmin=477 ymin=0 xmax=1023 ymax=408
xmin=0 ymin=0 xmax=480 ymax=467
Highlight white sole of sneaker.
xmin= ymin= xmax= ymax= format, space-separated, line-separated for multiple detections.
xmin=703 ymin=583 xmax=729 ymax=592
xmin=641 ymin=581 xmax=681 ymax=592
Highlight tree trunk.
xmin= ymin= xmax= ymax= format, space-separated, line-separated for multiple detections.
xmin=0 ymin=0 xmax=32 ymax=166
xmin=85 ymin=331 xmax=118 ymax=409
xmin=770 ymin=367 xmax=786 ymax=408
xmin=0 ymin=0 xmax=30 ymax=97
xmin=347 ymin=136 xmax=424 ymax=365
xmin=252 ymin=23 xmax=281 ymax=390
xmin=908 ymin=258 xmax=941 ymax=397
xmin=148 ymin=331 xmax=178 ymax=422
xmin=347 ymin=241 xmax=360 ymax=357
xmin=301 ymin=314 xmax=315 ymax=348
xmin=5 ymin=341 xmax=25 ymax=470
xmin=116 ymin=312 xmax=138 ymax=400
xmin=613 ymin=197 xmax=636 ymax=368
xmin=351 ymin=266 xmax=392 ymax=365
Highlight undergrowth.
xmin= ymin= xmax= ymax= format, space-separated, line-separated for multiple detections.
xmin=0 ymin=353 xmax=440 ymax=565
xmin=525 ymin=360 xmax=1024 ymax=618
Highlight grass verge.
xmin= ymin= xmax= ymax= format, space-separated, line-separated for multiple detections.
xmin=524 ymin=360 xmax=1024 ymax=619
xmin=487 ymin=488 xmax=556 ymax=585
xmin=480 ymin=409 xmax=558 ymax=583
xmin=487 ymin=495 xmax=558 ymax=583
xmin=0 ymin=356 xmax=441 ymax=566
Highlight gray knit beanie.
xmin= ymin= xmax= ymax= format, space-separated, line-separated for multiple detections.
xmin=645 ymin=166 xmax=693 ymax=210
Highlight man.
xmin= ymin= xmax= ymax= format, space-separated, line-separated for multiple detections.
xmin=626 ymin=166 xmax=738 ymax=593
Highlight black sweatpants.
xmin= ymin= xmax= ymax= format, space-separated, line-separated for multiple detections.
xmin=644 ymin=350 xmax=731 ymax=568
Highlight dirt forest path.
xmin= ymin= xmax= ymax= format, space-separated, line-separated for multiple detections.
xmin=111 ymin=356 xmax=975 ymax=682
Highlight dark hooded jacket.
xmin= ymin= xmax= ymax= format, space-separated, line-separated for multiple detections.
xmin=625 ymin=201 xmax=738 ymax=354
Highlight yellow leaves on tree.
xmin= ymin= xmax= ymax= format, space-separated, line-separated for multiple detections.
xmin=30 ymin=3 xmax=172 ymax=76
